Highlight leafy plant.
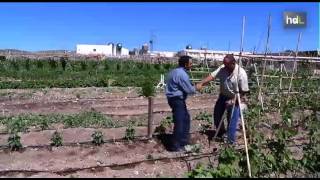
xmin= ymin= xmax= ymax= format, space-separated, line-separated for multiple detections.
xmin=50 ymin=131 xmax=63 ymax=147
xmin=184 ymin=144 xmax=201 ymax=154
xmin=154 ymin=63 xmax=161 ymax=70
xmin=0 ymin=111 xmax=119 ymax=133
xmin=48 ymin=59 xmax=57 ymax=69
xmin=141 ymin=79 xmax=155 ymax=97
xmin=239 ymin=144 xmax=275 ymax=177
xmin=60 ymin=57 xmax=67 ymax=71
xmin=0 ymin=55 xmax=5 ymax=61
xmin=7 ymin=117 xmax=27 ymax=133
xmin=39 ymin=118 xmax=49 ymax=130
xmin=195 ymin=111 xmax=211 ymax=122
xmin=116 ymin=63 xmax=121 ymax=71
xmin=195 ymin=111 xmax=212 ymax=133
xmin=36 ymin=60 xmax=44 ymax=69
xmin=25 ymin=58 xmax=31 ymax=71
xmin=188 ymin=146 xmax=242 ymax=178
xmin=104 ymin=61 xmax=109 ymax=71
xmin=10 ymin=60 xmax=19 ymax=71
xmin=199 ymin=123 xmax=211 ymax=134
xmin=124 ymin=123 xmax=135 ymax=141
xmin=154 ymin=116 xmax=173 ymax=134
xmin=187 ymin=163 xmax=214 ymax=178
xmin=0 ymin=59 xmax=171 ymax=89
xmin=281 ymin=108 xmax=293 ymax=126
xmin=163 ymin=63 xmax=172 ymax=70
xmin=91 ymin=131 xmax=105 ymax=146
xmin=301 ymin=112 xmax=320 ymax=175
xmin=90 ymin=61 xmax=98 ymax=69
xmin=80 ymin=61 xmax=87 ymax=71
xmin=201 ymin=146 xmax=242 ymax=177
xmin=8 ymin=133 xmax=23 ymax=151
xmin=265 ymin=127 xmax=298 ymax=175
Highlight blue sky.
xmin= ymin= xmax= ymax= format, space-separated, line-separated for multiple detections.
xmin=0 ymin=2 xmax=318 ymax=52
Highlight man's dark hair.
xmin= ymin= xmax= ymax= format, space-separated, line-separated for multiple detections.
xmin=178 ymin=55 xmax=191 ymax=67
xmin=224 ymin=54 xmax=236 ymax=63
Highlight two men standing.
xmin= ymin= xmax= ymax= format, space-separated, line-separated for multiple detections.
xmin=165 ymin=54 xmax=249 ymax=151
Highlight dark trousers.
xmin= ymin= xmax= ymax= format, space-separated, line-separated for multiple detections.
xmin=167 ymin=96 xmax=190 ymax=150
xmin=214 ymin=94 xmax=240 ymax=144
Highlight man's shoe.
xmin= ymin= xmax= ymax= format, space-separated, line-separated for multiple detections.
xmin=216 ymin=129 xmax=226 ymax=138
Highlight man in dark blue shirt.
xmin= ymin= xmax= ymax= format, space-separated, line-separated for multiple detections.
xmin=165 ymin=55 xmax=196 ymax=152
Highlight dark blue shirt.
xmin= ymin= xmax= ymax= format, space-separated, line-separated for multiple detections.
xmin=165 ymin=67 xmax=196 ymax=99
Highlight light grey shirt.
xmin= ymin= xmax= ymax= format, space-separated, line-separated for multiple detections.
xmin=211 ymin=64 xmax=249 ymax=98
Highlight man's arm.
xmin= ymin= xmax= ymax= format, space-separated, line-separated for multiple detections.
xmin=196 ymin=65 xmax=223 ymax=91
xmin=196 ymin=74 xmax=215 ymax=91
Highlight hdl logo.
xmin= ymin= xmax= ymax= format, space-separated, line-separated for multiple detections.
xmin=284 ymin=12 xmax=307 ymax=28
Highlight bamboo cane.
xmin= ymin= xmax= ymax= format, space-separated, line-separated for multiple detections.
xmin=237 ymin=16 xmax=251 ymax=178
xmin=254 ymin=63 xmax=264 ymax=110
xmin=286 ymin=32 xmax=302 ymax=105
xmin=258 ymin=14 xmax=271 ymax=111
xmin=278 ymin=63 xmax=283 ymax=113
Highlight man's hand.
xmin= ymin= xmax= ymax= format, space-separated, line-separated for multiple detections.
xmin=240 ymin=96 xmax=248 ymax=104
xmin=196 ymin=83 xmax=203 ymax=91
xmin=196 ymin=75 xmax=214 ymax=92
xmin=225 ymin=99 xmax=234 ymax=107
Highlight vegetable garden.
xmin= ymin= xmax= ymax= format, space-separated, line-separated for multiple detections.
xmin=0 ymin=56 xmax=319 ymax=178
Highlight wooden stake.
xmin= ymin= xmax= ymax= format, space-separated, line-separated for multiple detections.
xmin=286 ymin=32 xmax=302 ymax=105
xmin=258 ymin=14 xmax=272 ymax=111
xmin=147 ymin=96 xmax=154 ymax=139
xmin=278 ymin=63 xmax=283 ymax=113
xmin=237 ymin=16 xmax=251 ymax=178
xmin=254 ymin=63 xmax=264 ymax=110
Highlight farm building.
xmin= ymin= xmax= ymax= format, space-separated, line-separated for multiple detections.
xmin=178 ymin=49 xmax=252 ymax=61
xmin=76 ymin=43 xmax=129 ymax=57
xmin=149 ymin=51 xmax=177 ymax=58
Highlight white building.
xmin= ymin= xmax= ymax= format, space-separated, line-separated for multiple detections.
xmin=178 ymin=49 xmax=252 ymax=61
xmin=149 ymin=51 xmax=177 ymax=58
xmin=76 ymin=43 xmax=129 ymax=57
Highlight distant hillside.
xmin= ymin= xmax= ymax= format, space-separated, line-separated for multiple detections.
xmin=0 ymin=49 xmax=32 ymax=55
xmin=0 ymin=49 xmax=75 ymax=55
xmin=35 ymin=50 xmax=75 ymax=54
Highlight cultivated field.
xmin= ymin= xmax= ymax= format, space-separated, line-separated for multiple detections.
xmin=0 ymin=57 xmax=319 ymax=178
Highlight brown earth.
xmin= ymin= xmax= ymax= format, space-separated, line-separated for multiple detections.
xmin=0 ymin=87 xmax=216 ymax=119
xmin=0 ymin=87 xmax=222 ymax=178
xmin=0 ymin=87 xmax=309 ymax=177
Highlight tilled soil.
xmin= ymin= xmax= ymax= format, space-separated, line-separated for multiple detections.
xmin=0 ymin=126 xmax=223 ymax=178
xmin=0 ymin=87 xmax=309 ymax=177
xmin=0 ymin=88 xmax=217 ymax=118
xmin=0 ymin=87 xmax=221 ymax=177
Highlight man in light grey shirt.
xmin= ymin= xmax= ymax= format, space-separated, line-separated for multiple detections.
xmin=196 ymin=54 xmax=249 ymax=144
